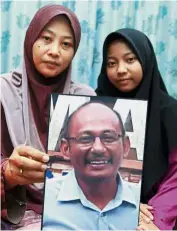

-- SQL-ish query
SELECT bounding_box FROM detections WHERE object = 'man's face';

[61,103,130,182]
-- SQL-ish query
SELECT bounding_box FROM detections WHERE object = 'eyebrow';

[42,29,73,39]
[123,51,134,56]
[80,129,116,134]
[107,51,134,59]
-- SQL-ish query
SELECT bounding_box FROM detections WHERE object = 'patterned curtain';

[1,0,177,98]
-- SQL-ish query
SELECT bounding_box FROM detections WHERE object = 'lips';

[118,78,130,82]
[45,61,60,66]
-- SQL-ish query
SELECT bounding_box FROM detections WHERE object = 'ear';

[60,138,70,160]
[122,136,130,158]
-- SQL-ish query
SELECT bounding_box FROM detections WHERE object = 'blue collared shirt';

[42,170,140,230]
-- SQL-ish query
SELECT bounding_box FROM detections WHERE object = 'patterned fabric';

[1,0,177,99]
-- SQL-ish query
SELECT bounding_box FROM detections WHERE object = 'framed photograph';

[41,94,148,230]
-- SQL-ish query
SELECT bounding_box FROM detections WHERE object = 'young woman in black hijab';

[96,28,177,230]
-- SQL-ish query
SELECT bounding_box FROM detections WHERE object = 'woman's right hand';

[4,145,49,189]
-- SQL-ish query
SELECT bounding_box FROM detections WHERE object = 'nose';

[48,42,60,57]
[91,137,106,154]
[117,61,127,74]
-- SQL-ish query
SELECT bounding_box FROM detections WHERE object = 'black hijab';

[96,28,177,203]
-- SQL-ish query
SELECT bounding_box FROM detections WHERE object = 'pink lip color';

[118,79,131,85]
[119,78,130,82]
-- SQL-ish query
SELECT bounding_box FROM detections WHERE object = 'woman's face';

[106,39,143,92]
[32,15,75,78]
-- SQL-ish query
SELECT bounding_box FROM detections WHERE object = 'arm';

[148,148,177,230]
[1,105,26,224]
[139,152,177,230]
[148,100,177,230]
[1,106,49,224]
[140,100,177,230]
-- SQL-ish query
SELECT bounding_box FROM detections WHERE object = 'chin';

[41,71,60,78]
[39,67,62,78]
[119,87,134,92]
[43,75,57,78]
[85,171,114,181]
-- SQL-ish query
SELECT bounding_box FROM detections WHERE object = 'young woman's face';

[32,15,75,78]
[106,40,143,92]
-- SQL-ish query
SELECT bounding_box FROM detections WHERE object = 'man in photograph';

[42,101,140,230]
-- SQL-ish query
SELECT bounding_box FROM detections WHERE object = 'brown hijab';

[24,4,81,148]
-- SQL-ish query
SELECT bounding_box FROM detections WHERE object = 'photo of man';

[42,96,148,230]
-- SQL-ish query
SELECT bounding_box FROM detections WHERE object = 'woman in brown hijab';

[1,4,95,230]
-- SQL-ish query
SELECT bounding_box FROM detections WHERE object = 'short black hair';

[62,101,126,139]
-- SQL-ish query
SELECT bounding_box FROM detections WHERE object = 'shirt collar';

[57,170,137,208]
[57,170,80,201]
[114,174,137,207]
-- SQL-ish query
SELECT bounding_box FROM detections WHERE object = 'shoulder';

[160,91,177,150]
[0,69,23,106]
[160,90,177,111]
[160,91,177,121]
[1,71,13,85]
[0,68,22,88]
[69,82,96,96]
